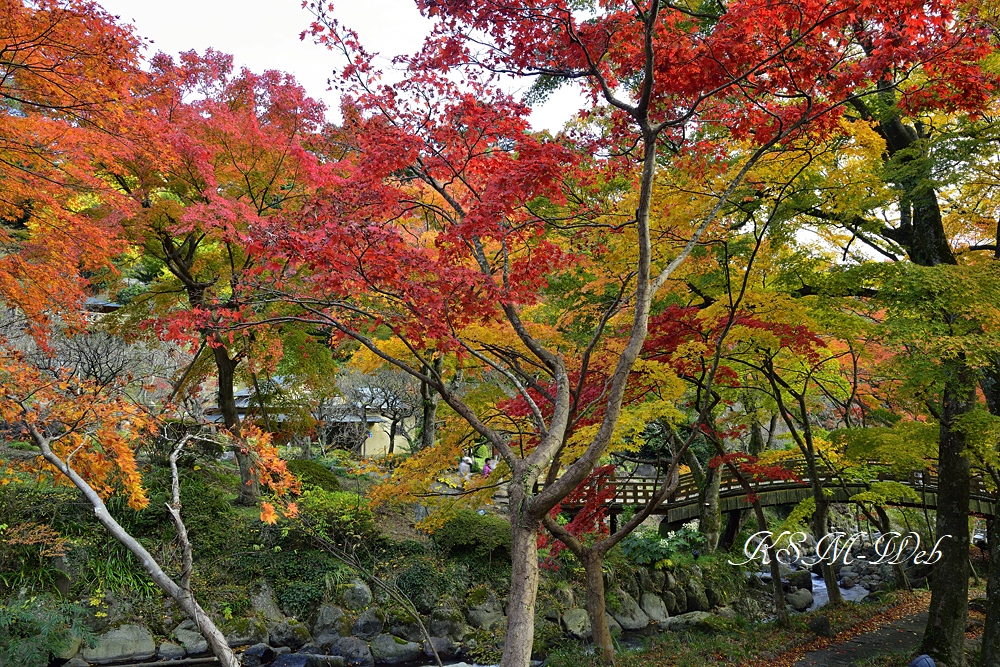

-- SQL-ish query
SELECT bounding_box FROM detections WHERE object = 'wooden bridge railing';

[533,458,998,518]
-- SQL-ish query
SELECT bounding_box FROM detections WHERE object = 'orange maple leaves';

[0,0,143,334]
[0,351,155,509]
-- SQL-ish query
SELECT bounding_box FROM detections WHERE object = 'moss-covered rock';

[269,619,313,650]
[224,617,268,648]
[369,634,422,665]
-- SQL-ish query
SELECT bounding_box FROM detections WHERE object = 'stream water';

[807,572,869,610]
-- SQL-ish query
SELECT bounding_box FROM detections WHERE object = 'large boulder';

[241,643,276,667]
[552,585,575,609]
[225,618,268,647]
[661,590,681,616]
[352,608,386,640]
[808,615,836,639]
[608,588,649,631]
[604,613,623,637]
[636,569,655,593]
[787,569,813,593]
[388,615,424,643]
[369,634,422,665]
[341,582,373,611]
[618,572,641,601]
[313,605,352,649]
[55,633,83,661]
[158,642,186,660]
[673,585,688,613]
[429,608,469,643]
[665,611,715,631]
[82,624,156,664]
[561,608,591,640]
[465,589,504,630]
[685,579,711,612]
[786,588,814,612]
[251,582,284,621]
[705,582,725,608]
[331,636,374,667]
[639,592,668,623]
[423,637,459,660]
[269,619,313,651]
[173,619,209,655]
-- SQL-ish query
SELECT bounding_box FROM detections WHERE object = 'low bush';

[286,459,341,492]
[0,595,92,667]
[297,489,377,543]
[620,521,705,568]
[433,509,510,561]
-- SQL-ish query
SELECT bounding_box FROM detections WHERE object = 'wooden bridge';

[542,458,999,523]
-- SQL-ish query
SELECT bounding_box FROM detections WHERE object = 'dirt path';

[792,611,928,667]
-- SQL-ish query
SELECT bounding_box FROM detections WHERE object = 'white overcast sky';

[98,0,582,132]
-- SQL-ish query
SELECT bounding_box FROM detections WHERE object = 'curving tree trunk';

[213,343,258,505]
[32,430,238,667]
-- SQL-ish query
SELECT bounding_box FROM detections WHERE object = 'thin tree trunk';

[582,551,615,665]
[213,344,258,505]
[875,505,910,590]
[752,499,789,626]
[32,430,238,667]
[685,449,721,553]
[502,509,540,667]
[388,419,397,455]
[419,358,442,451]
[718,509,745,552]
[811,492,844,606]
[700,464,722,554]
[982,516,1000,667]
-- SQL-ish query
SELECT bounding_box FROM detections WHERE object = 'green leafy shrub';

[533,618,562,657]
[286,459,341,492]
[298,489,376,543]
[433,509,510,561]
[0,595,92,667]
[620,522,705,568]
[465,626,504,665]
[395,557,447,612]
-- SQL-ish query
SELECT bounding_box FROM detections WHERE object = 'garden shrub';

[0,595,92,667]
[395,556,446,613]
[297,489,377,543]
[286,459,341,492]
[620,521,705,568]
[433,509,510,561]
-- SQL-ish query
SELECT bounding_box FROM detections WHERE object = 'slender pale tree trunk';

[752,500,789,625]
[502,501,541,667]
[32,431,238,667]
[701,465,722,554]
[809,481,844,607]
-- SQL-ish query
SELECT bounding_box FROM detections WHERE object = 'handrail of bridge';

[536,458,997,511]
